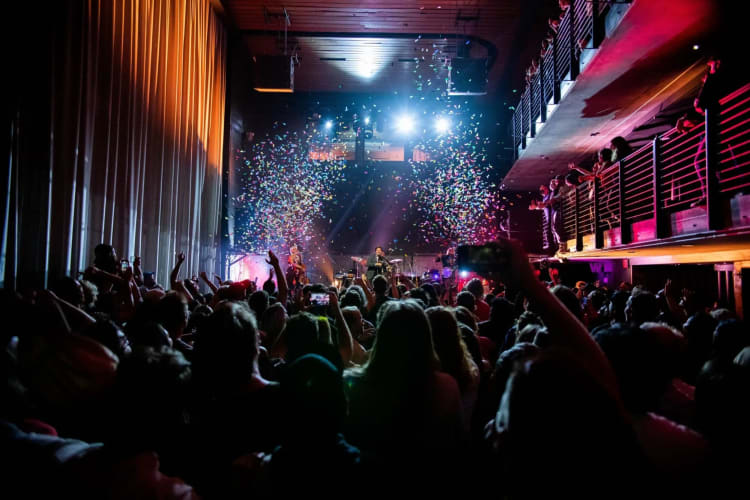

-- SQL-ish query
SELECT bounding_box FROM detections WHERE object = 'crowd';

[1,238,748,498]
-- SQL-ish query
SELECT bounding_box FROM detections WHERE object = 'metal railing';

[558,82,750,250]
[512,0,616,154]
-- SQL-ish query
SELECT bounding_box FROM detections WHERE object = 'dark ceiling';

[222,0,557,94]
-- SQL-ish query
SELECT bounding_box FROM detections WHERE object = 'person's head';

[262,276,276,295]
[564,172,580,187]
[609,136,631,161]
[290,244,299,254]
[549,176,560,192]
[340,287,365,311]
[193,301,259,389]
[248,290,270,319]
[155,292,189,338]
[516,324,546,345]
[456,290,476,311]
[420,283,438,306]
[598,148,613,164]
[83,314,131,358]
[50,277,85,308]
[465,278,484,300]
[490,342,540,411]
[594,324,671,413]
[284,312,322,363]
[406,287,428,308]
[372,275,388,296]
[609,290,629,324]
[341,306,364,338]
[425,306,476,392]
[625,289,658,326]
[453,305,478,333]
[375,246,384,257]
[280,354,346,442]
[367,300,438,385]
[550,285,582,320]
[107,346,191,451]
[713,319,749,362]
[143,272,157,289]
[539,184,549,195]
[129,321,173,349]
[261,302,287,341]
[94,244,117,274]
[186,304,213,335]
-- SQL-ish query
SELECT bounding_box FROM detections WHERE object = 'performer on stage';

[286,244,307,288]
[365,246,390,282]
[435,246,456,286]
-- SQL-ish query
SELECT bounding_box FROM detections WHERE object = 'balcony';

[557,82,750,264]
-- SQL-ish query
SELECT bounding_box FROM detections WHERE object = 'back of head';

[372,275,388,295]
[626,289,658,325]
[610,290,630,323]
[193,302,258,389]
[456,290,475,311]
[490,297,516,327]
[109,346,191,450]
[248,290,270,319]
[425,306,473,391]
[284,312,321,363]
[93,244,117,274]
[594,324,670,413]
[367,300,437,387]
[281,354,346,441]
[453,305,478,333]
[155,292,188,334]
[550,285,582,320]
[464,278,484,299]
[713,319,748,361]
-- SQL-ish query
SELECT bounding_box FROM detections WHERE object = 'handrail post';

[519,94,526,149]
[594,176,603,248]
[539,57,547,123]
[705,103,722,230]
[592,0,605,48]
[575,186,583,251]
[618,158,631,244]
[529,85,536,138]
[653,137,668,239]
[569,0,580,80]
[552,37,561,104]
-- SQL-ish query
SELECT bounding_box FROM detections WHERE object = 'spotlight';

[396,114,415,134]
[364,116,370,125]
[324,120,333,130]
[692,44,700,51]
[435,117,450,134]
[460,270,469,278]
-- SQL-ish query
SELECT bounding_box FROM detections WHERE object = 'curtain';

[2,0,226,289]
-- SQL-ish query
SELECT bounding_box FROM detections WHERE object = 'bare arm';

[132,256,144,286]
[328,291,353,366]
[390,275,400,299]
[492,239,621,405]
[199,271,219,294]
[170,252,194,301]
[355,277,376,312]
[266,250,288,306]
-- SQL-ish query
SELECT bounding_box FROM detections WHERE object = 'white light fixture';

[396,114,415,134]
[325,120,333,130]
[364,116,370,125]
[435,117,450,134]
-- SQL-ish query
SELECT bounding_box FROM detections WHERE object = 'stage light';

[364,116,370,125]
[692,44,700,51]
[324,120,333,130]
[396,114,415,134]
[435,117,450,134]
[460,270,469,278]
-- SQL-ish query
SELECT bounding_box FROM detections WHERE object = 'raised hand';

[133,256,142,268]
[265,250,280,267]
[176,252,185,264]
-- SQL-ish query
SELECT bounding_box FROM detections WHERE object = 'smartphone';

[310,292,330,306]
[456,244,509,273]
[120,259,129,272]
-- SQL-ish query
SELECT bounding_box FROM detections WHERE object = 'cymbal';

[389,258,402,263]
[350,256,362,261]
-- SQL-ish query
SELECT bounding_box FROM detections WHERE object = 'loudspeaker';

[253,55,294,93]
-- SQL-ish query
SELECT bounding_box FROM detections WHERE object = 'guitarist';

[286,244,308,287]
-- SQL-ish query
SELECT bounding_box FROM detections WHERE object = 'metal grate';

[718,83,750,194]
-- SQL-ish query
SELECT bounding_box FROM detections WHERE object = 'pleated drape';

[2,0,226,289]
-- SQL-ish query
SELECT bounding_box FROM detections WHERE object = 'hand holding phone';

[310,292,330,307]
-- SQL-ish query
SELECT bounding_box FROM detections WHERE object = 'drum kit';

[344,255,406,281]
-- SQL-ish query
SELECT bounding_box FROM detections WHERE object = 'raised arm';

[491,238,621,405]
[354,277,376,312]
[266,250,288,306]
[132,256,144,286]
[170,252,194,302]
[328,290,353,366]
[199,271,219,294]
